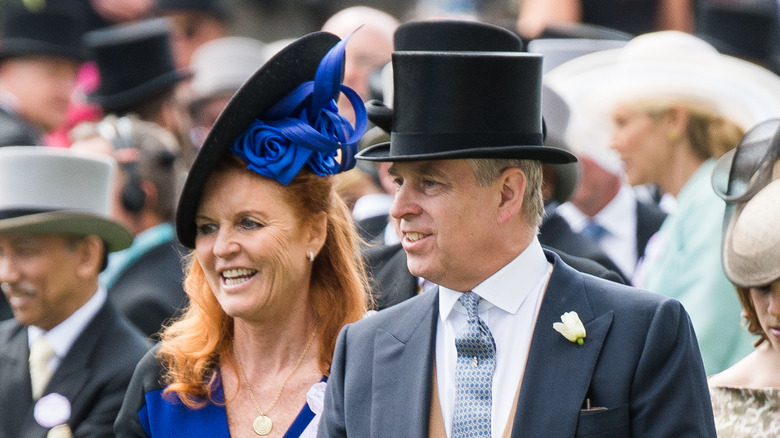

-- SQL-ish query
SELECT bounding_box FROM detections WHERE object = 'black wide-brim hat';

[84,18,191,113]
[357,20,576,164]
[175,31,341,248]
[0,0,89,61]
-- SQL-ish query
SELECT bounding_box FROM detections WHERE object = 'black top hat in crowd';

[175,32,343,248]
[0,0,89,61]
[84,18,191,113]
[357,20,576,164]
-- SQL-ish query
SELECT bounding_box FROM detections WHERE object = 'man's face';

[388,159,504,291]
[0,55,80,132]
[0,234,88,330]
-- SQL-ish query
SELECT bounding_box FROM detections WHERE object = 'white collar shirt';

[27,286,107,374]
[436,237,552,438]
[557,184,638,277]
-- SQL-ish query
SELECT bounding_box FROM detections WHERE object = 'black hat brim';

[175,31,341,248]
[356,141,577,164]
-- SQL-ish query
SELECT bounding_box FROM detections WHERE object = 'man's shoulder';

[346,290,437,338]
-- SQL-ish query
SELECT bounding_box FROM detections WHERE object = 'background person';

[70,115,188,339]
[708,119,780,434]
[0,147,150,437]
[546,30,780,375]
[0,0,88,147]
[115,31,369,437]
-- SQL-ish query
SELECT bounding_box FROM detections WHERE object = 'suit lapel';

[45,303,113,400]
[0,322,36,435]
[371,289,439,436]
[512,252,614,437]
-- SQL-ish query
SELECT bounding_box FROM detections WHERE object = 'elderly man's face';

[0,56,80,132]
[388,159,505,291]
[0,234,89,330]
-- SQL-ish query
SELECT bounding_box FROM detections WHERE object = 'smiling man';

[0,147,150,438]
[318,20,716,438]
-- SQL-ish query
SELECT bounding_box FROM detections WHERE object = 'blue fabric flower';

[231,34,368,185]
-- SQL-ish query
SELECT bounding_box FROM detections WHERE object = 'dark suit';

[319,250,715,437]
[0,300,151,438]
[0,107,42,147]
[363,242,625,310]
[540,210,630,283]
[635,197,667,261]
[355,214,389,245]
[107,238,188,338]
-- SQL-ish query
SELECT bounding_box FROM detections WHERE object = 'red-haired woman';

[115,30,370,438]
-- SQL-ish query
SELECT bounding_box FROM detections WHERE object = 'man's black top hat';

[175,32,342,248]
[357,20,576,164]
[84,18,191,113]
[0,0,88,61]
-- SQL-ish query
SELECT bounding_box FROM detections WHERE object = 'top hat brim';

[0,211,132,252]
[356,141,576,164]
[175,31,341,248]
[88,69,192,112]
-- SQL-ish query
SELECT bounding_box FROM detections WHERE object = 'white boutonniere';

[553,311,586,345]
[34,393,73,437]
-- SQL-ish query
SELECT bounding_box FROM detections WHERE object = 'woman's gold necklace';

[233,325,318,436]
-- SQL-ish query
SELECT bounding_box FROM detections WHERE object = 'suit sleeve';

[318,324,350,438]
[629,298,716,435]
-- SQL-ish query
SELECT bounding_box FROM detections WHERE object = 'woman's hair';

[468,158,545,229]
[158,155,370,408]
[736,286,767,347]
[633,97,745,160]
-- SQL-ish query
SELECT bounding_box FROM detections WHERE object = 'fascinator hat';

[176,31,367,248]
[545,31,780,133]
[713,119,780,287]
[357,20,575,164]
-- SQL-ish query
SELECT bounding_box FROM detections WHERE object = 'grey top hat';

[0,147,132,252]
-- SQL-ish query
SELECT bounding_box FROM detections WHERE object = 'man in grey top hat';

[0,147,150,437]
[318,19,714,437]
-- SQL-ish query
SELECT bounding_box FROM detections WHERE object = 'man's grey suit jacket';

[0,301,151,438]
[319,250,716,437]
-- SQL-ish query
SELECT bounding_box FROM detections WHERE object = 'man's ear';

[75,235,106,278]
[496,167,526,224]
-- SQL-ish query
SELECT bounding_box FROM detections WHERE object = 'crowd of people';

[1,0,780,436]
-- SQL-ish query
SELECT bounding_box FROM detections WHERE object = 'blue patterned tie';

[581,220,608,242]
[453,292,495,438]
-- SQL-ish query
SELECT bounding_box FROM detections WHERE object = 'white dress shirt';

[436,237,552,438]
[557,184,638,277]
[27,286,107,375]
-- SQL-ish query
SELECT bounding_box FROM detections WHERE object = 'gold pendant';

[253,414,272,436]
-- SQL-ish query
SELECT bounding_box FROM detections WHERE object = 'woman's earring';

[307,250,315,262]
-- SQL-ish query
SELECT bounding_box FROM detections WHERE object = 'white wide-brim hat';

[545,31,780,136]
[723,178,780,288]
[534,38,628,175]
[0,147,132,252]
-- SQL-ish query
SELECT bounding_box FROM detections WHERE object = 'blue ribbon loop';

[231,35,368,185]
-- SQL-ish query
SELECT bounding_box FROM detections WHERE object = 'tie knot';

[582,221,608,242]
[30,336,55,363]
[458,292,482,319]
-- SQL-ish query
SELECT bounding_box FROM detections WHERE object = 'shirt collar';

[28,286,107,358]
[439,237,548,321]
[593,184,636,240]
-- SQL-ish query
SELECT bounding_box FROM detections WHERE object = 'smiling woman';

[114,30,370,438]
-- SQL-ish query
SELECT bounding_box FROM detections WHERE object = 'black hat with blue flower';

[175,31,367,248]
